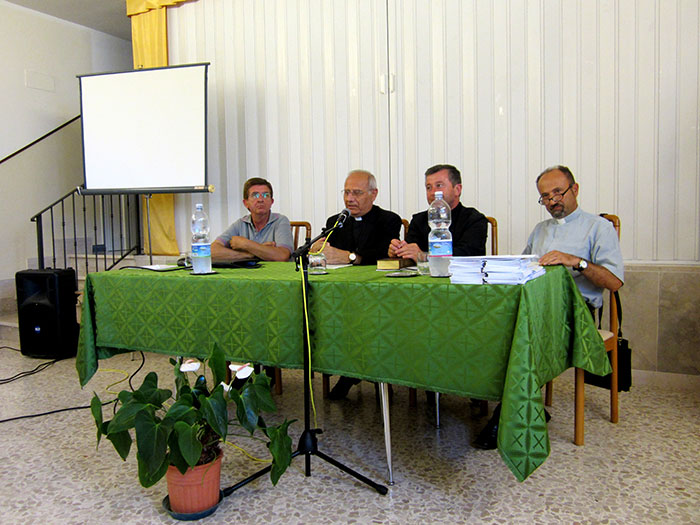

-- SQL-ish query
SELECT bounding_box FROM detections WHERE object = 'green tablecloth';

[77,262,610,481]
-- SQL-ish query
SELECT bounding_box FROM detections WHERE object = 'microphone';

[336,208,351,228]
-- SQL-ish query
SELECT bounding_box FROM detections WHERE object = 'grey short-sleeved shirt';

[523,207,624,308]
[216,212,294,258]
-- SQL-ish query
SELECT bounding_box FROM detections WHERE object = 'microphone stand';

[223,221,388,497]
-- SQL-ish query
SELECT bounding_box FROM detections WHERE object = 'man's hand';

[539,250,623,292]
[538,250,581,268]
[228,236,253,252]
[310,237,326,254]
[389,239,421,261]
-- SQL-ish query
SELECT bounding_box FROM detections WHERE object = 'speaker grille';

[15,268,78,359]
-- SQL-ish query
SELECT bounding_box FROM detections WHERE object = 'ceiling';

[6,0,132,41]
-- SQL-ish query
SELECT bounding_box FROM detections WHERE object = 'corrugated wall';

[168,0,699,263]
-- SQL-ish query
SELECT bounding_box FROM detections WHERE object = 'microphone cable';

[309,212,346,256]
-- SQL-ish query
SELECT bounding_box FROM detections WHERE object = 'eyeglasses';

[538,185,573,205]
[341,189,366,197]
[249,192,271,199]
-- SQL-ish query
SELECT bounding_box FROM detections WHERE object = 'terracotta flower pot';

[166,453,222,514]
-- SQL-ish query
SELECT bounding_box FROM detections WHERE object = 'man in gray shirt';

[212,177,293,262]
[473,165,624,450]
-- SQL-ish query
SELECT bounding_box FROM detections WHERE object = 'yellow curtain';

[126,0,192,17]
[129,3,185,255]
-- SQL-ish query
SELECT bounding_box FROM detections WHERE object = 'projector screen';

[79,63,209,194]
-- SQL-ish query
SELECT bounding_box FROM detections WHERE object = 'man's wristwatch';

[348,252,357,264]
[574,258,588,271]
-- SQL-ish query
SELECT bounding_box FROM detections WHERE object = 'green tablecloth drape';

[76,262,610,481]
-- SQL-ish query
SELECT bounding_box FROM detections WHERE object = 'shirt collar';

[555,206,581,225]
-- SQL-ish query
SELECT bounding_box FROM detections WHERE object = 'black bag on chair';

[584,291,632,392]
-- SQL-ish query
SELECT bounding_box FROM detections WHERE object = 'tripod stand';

[223,221,387,497]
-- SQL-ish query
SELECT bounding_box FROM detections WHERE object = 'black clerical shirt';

[324,205,402,265]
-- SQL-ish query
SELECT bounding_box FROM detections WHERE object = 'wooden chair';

[408,216,498,420]
[290,221,312,251]
[544,214,620,446]
[269,221,313,395]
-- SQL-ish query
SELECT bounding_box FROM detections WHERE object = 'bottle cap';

[195,203,203,210]
[435,191,443,200]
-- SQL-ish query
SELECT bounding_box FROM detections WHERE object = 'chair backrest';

[401,218,409,241]
[486,216,498,255]
[600,214,621,335]
[402,216,498,254]
[290,221,312,250]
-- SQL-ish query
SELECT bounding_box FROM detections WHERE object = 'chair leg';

[274,367,282,395]
[408,387,417,407]
[574,367,585,446]
[435,392,441,429]
[610,343,619,423]
[322,374,330,398]
[544,381,553,407]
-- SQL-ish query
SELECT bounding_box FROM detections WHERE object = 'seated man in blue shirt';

[212,177,293,262]
[473,165,624,450]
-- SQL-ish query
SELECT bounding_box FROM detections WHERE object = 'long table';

[77,262,610,482]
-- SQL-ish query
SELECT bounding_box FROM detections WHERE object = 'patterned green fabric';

[76,262,610,482]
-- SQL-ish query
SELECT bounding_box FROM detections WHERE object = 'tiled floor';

[1,341,698,524]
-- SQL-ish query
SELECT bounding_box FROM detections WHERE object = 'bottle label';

[429,240,452,257]
[191,243,211,257]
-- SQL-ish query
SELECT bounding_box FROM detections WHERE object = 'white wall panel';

[168,0,700,262]
[168,0,390,247]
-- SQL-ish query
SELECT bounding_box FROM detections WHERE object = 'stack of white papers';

[449,255,545,285]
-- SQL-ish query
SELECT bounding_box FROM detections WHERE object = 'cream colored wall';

[0,2,132,283]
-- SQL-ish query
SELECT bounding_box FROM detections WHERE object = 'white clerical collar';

[354,216,362,222]
[555,206,581,225]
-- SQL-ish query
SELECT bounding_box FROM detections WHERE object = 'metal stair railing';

[31,188,141,280]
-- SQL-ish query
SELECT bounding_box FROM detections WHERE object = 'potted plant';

[90,344,294,518]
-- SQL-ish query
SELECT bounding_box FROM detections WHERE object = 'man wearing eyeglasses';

[212,177,293,262]
[313,169,402,400]
[473,164,624,450]
[524,165,624,306]
[312,169,402,266]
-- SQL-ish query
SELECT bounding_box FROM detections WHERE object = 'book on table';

[376,258,413,270]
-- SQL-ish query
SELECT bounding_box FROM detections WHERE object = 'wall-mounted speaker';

[15,268,79,359]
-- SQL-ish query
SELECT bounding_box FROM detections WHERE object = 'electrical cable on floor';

[0,358,60,384]
[1,345,21,352]
[0,398,116,424]
[0,351,148,424]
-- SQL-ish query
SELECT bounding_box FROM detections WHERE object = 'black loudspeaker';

[15,268,79,359]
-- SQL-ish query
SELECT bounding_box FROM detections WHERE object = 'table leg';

[379,382,394,485]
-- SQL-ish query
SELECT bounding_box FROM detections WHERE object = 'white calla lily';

[229,362,253,379]
[179,359,201,373]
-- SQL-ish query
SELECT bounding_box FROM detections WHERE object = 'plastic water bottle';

[191,203,212,274]
[427,191,452,277]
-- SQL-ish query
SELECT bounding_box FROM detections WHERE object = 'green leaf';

[266,419,294,485]
[246,373,277,413]
[167,432,189,474]
[131,372,159,403]
[134,410,172,477]
[137,451,169,488]
[199,387,228,440]
[174,420,203,467]
[209,343,228,388]
[90,393,103,445]
[163,394,198,426]
[106,430,133,461]
[228,388,257,435]
[106,400,148,433]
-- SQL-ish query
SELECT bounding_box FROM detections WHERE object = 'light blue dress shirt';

[523,207,624,308]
